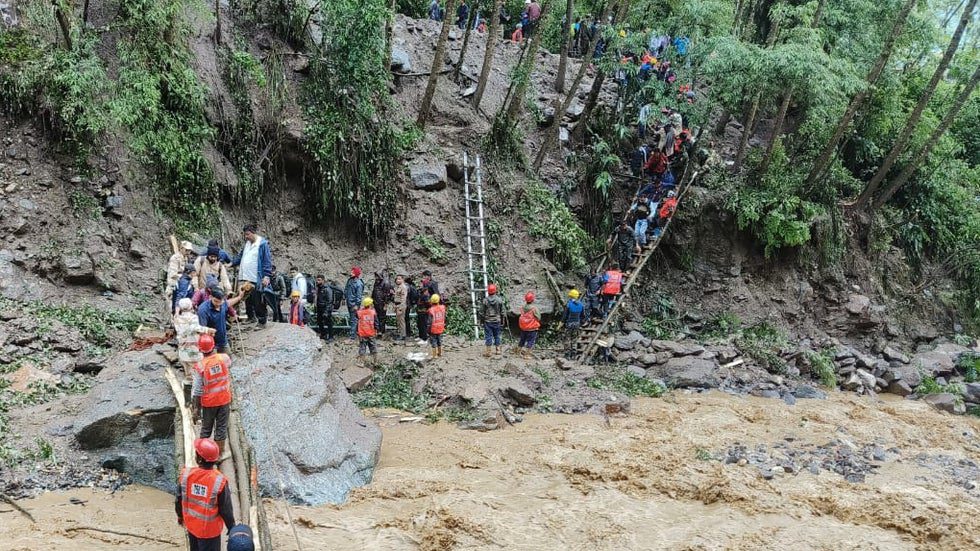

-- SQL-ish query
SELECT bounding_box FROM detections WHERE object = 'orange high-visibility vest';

[357,307,377,338]
[196,353,232,408]
[602,270,623,295]
[428,304,446,335]
[179,466,227,539]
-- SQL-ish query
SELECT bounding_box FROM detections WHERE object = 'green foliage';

[958,353,979,383]
[640,292,681,340]
[699,311,741,341]
[485,111,527,166]
[531,365,553,386]
[805,349,838,389]
[736,321,788,375]
[588,365,667,397]
[304,0,401,243]
[414,234,448,264]
[915,376,963,397]
[0,376,91,467]
[1,297,149,350]
[444,303,472,337]
[353,361,431,412]
[519,180,593,271]
[69,191,102,219]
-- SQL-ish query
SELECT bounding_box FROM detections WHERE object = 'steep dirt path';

[3,391,979,550]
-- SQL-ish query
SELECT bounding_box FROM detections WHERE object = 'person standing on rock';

[582,270,603,326]
[314,275,331,338]
[268,265,287,323]
[231,225,272,327]
[429,0,442,21]
[357,297,379,359]
[195,244,232,295]
[289,267,307,306]
[427,294,447,358]
[288,290,307,327]
[176,438,235,551]
[405,276,418,340]
[518,292,541,359]
[393,274,409,342]
[192,334,233,461]
[457,1,469,29]
[371,271,393,337]
[198,288,246,355]
[345,267,365,341]
[600,262,623,317]
[166,240,197,308]
[481,283,505,357]
[563,289,584,358]
[416,270,439,345]
[174,298,215,380]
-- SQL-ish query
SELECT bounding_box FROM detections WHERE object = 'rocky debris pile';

[913,453,980,493]
[0,308,106,376]
[70,346,177,491]
[723,438,897,484]
[233,324,382,506]
[0,462,131,500]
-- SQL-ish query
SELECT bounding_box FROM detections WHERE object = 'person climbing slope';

[563,289,584,358]
[173,298,215,381]
[192,335,233,462]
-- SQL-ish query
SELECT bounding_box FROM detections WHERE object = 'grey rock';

[855,369,876,389]
[845,294,871,315]
[882,345,910,364]
[655,356,720,388]
[963,383,980,404]
[391,48,412,72]
[498,378,536,406]
[60,253,95,284]
[910,343,970,376]
[233,325,381,505]
[73,347,176,491]
[565,101,585,121]
[793,385,827,400]
[922,393,961,414]
[649,339,705,357]
[885,379,912,398]
[882,369,902,383]
[782,393,797,406]
[410,163,448,191]
[625,365,647,378]
[538,107,556,127]
[614,330,645,351]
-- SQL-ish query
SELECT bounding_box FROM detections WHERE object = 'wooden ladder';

[575,170,700,360]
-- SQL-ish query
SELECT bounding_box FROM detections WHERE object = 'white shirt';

[239,236,261,282]
[292,273,307,305]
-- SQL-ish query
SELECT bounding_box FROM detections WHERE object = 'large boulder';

[233,324,381,505]
[897,343,971,388]
[72,346,177,491]
[410,163,448,191]
[649,339,705,357]
[963,383,980,404]
[390,48,412,73]
[653,356,720,388]
[922,393,964,415]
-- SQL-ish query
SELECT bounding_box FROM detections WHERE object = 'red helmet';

[198,334,216,354]
[194,438,220,462]
[487,284,498,295]
[351,266,362,277]
[525,292,535,303]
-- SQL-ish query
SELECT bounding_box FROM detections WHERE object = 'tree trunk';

[811,0,826,27]
[503,3,549,124]
[870,65,980,211]
[734,93,760,169]
[713,110,732,138]
[854,0,975,210]
[385,0,396,73]
[454,0,481,79]
[733,0,745,34]
[418,0,457,129]
[555,0,574,92]
[534,5,610,170]
[572,1,630,143]
[472,0,503,110]
[759,88,792,173]
[83,0,90,25]
[53,0,73,50]
[215,0,221,43]
[803,0,917,188]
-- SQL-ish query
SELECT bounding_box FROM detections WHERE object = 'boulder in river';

[233,324,382,505]
[72,346,177,491]
[653,356,720,388]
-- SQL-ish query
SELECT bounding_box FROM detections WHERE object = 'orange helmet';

[194,438,220,462]
[524,292,535,303]
[487,284,498,295]
[198,334,216,354]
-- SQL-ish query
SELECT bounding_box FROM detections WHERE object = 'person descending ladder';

[463,152,490,340]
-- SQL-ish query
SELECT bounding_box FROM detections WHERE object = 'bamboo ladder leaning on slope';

[463,152,491,340]
[574,167,701,361]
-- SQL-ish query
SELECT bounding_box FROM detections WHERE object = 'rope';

[233,322,305,551]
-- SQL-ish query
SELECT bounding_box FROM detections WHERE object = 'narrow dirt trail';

[3,391,978,550]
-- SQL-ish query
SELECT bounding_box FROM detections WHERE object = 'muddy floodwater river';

[3,391,979,550]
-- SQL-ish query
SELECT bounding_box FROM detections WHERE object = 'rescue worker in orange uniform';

[427,294,447,358]
[518,292,541,359]
[192,334,233,461]
[176,438,235,551]
[600,262,624,317]
[357,297,379,359]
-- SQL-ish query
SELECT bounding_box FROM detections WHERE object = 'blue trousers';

[348,307,357,338]
[484,322,502,346]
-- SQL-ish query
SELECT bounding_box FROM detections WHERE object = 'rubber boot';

[483,346,492,358]
[217,440,231,462]
[496,346,502,356]
[438,346,444,358]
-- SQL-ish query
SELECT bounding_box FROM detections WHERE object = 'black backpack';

[330,284,344,310]
[305,275,317,304]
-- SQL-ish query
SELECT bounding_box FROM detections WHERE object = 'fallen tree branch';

[1,493,35,523]
[64,526,179,546]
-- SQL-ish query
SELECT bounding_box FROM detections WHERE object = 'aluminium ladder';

[463,153,490,339]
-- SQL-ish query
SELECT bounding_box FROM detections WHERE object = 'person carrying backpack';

[314,275,332,340]
[518,292,541,359]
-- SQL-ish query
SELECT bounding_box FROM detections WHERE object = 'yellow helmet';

[430,293,441,304]
[569,289,580,299]
[362,297,374,307]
